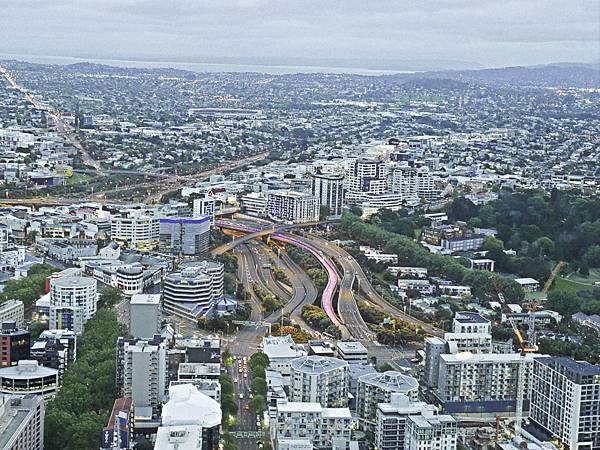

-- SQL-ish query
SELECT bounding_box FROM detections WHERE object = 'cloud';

[0,0,598,67]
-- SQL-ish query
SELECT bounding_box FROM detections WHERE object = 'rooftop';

[358,371,419,393]
[161,384,221,428]
[290,356,348,374]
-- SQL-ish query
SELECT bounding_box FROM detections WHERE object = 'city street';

[228,356,263,450]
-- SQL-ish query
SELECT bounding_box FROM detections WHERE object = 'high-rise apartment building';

[311,171,344,219]
[110,215,159,249]
[267,191,320,224]
[436,352,537,415]
[345,158,388,196]
[375,393,438,450]
[529,357,600,450]
[49,275,97,335]
[0,394,45,450]
[404,413,457,450]
[272,399,352,450]
[192,193,216,224]
[290,356,348,407]
[390,166,437,203]
[356,371,419,435]
[116,336,168,418]
[0,300,24,330]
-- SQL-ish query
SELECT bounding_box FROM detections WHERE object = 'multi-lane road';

[228,356,263,450]
[217,220,444,341]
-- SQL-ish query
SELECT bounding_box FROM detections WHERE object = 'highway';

[301,233,444,337]
[216,220,444,339]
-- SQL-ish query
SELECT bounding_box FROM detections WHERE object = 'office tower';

[49,275,97,335]
[0,394,45,450]
[290,356,348,407]
[110,215,159,249]
[116,336,168,418]
[0,360,59,397]
[356,371,419,434]
[192,193,216,225]
[404,413,457,450]
[162,261,224,323]
[129,294,161,339]
[529,356,600,450]
[272,399,352,450]
[0,321,30,367]
[0,300,25,329]
[267,190,320,224]
[375,394,438,450]
[155,384,222,450]
[311,171,344,219]
[159,216,211,256]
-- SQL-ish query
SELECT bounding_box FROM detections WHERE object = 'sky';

[0,0,598,69]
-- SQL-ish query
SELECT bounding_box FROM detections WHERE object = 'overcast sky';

[0,0,598,68]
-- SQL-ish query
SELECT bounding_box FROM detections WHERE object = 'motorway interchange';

[217,219,440,367]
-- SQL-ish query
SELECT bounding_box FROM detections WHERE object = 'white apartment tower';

[0,394,45,450]
[311,171,344,219]
[267,191,320,224]
[404,413,457,450]
[375,393,438,450]
[345,158,388,197]
[116,336,168,418]
[272,399,352,450]
[529,357,600,450]
[290,356,349,407]
[49,276,97,335]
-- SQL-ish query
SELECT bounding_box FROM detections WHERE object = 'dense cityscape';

[0,23,599,450]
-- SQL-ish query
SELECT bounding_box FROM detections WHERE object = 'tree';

[249,352,270,369]
[250,377,268,397]
[222,348,233,366]
[248,395,266,415]
[319,205,331,221]
[98,286,122,309]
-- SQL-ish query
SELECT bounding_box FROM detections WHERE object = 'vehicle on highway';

[244,372,248,378]
[239,393,244,399]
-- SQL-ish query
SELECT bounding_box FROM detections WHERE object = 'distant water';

[0,52,415,76]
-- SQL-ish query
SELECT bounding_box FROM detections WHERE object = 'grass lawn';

[552,276,594,294]
[65,172,91,186]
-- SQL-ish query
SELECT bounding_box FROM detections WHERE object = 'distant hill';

[422,65,600,88]
[400,78,470,90]
[63,62,197,78]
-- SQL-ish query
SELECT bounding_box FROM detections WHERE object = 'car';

[239,393,244,399]
[244,372,248,378]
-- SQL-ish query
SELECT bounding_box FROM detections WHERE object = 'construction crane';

[492,279,539,439]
